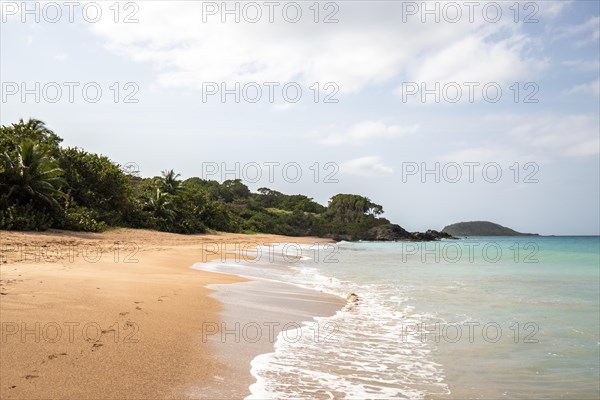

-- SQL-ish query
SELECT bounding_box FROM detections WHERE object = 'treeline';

[0,119,391,238]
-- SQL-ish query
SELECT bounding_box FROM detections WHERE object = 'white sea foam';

[244,280,449,399]
[198,237,600,399]
[195,243,449,399]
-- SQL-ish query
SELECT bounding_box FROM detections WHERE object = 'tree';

[0,118,62,157]
[0,118,396,237]
[160,169,181,195]
[59,147,131,225]
[144,188,176,230]
[0,140,65,208]
[324,194,386,237]
[169,181,209,233]
[327,194,383,222]
[221,179,251,202]
[279,194,326,213]
[199,200,238,232]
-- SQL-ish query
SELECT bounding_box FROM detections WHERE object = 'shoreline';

[198,279,345,398]
[191,239,347,398]
[0,228,336,399]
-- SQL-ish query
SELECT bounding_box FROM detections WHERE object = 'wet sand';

[0,228,334,399]
[199,279,345,398]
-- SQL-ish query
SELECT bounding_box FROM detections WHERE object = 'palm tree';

[0,140,65,207]
[145,188,176,222]
[160,169,181,194]
[0,118,63,151]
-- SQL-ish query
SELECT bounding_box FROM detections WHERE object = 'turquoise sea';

[202,236,600,399]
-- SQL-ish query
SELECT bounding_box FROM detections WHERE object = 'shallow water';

[198,236,600,399]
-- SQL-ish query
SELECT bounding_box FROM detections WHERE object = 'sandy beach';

[0,228,340,399]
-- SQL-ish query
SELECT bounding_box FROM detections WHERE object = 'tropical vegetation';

[0,118,392,238]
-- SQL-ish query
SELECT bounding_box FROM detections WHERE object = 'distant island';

[442,221,538,237]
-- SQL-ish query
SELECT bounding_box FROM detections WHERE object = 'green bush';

[0,201,53,231]
[1,118,395,237]
[60,207,106,232]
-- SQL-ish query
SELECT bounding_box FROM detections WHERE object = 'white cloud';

[272,103,294,112]
[562,59,600,72]
[564,79,600,97]
[440,113,600,162]
[319,120,418,146]
[89,2,415,93]
[538,1,572,18]
[398,33,547,103]
[555,16,600,47]
[508,114,599,157]
[87,2,540,96]
[340,156,394,177]
[440,146,523,165]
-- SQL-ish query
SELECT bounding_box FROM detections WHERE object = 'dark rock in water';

[325,225,455,242]
[366,224,412,241]
[323,233,355,242]
[426,229,453,238]
[347,293,359,303]
[411,229,455,241]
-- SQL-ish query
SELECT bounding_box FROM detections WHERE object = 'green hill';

[442,221,538,236]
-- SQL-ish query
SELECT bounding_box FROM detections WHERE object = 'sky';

[1,0,599,235]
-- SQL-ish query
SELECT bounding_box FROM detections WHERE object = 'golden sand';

[0,228,330,399]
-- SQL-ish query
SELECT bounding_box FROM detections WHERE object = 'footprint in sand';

[91,342,103,352]
[48,353,67,360]
[135,306,142,311]
[24,374,39,380]
[119,312,129,317]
